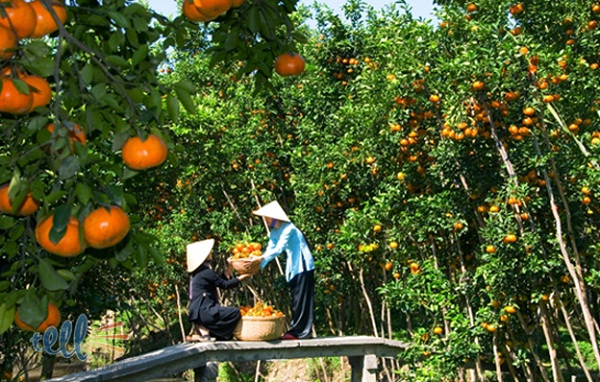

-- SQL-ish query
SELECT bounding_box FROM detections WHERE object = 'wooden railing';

[47,336,408,382]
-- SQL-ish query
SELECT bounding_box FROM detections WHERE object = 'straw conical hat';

[186,239,214,273]
[252,201,290,222]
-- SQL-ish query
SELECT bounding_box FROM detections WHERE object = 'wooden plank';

[47,336,408,382]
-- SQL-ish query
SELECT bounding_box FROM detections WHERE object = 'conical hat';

[252,201,290,222]
[186,239,214,273]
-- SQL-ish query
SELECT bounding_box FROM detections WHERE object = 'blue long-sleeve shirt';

[261,222,315,282]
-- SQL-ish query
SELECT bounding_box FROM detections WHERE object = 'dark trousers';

[287,269,314,338]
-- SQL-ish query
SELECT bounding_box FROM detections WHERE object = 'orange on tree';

[433,326,443,335]
[46,122,87,149]
[35,214,85,257]
[0,24,17,60]
[23,74,52,111]
[0,184,39,216]
[83,205,130,249]
[0,76,33,114]
[0,0,37,38]
[505,305,517,314]
[182,0,214,22]
[122,133,168,170]
[29,0,67,38]
[192,0,232,19]
[502,234,517,244]
[274,52,306,77]
[14,301,61,332]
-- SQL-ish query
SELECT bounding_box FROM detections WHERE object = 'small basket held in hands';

[229,257,261,275]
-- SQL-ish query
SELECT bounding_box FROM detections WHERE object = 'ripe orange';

[122,133,168,170]
[192,0,232,18]
[485,245,496,253]
[433,326,443,335]
[14,301,61,332]
[384,261,393,271]
[182,0,214,22]
[274,52,306,77]
[0,77,33,114]
[509,3,523,15]
[35,214,85,257]
[429,94,440,103]
[83,206,130,248]
[0,0,37,38]
[0,24,17,60]
[0,184,39,216]
[46,123,87,149]
[471,80,485,91]
[505,305,517,314]
[29,0,67,38]
[466,3,477,12]
[23,74,52,111]
[523,107,535,116]
[373,224,382,232]
[389,241,398,249]
[503,234,517,244]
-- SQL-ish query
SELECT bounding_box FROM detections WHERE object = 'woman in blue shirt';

[249,201,315,340]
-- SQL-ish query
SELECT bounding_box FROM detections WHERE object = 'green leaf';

[58,156,80,180]
[166,93,180,123]
[28,116,50,131]
[105,55,129,69]
[18,292,47,330]
[132,44,149,67]
[0,303,16,335]
[116,239,135,262]
[109,11,130,28]
[126,28,139,47]
[148,245,165,266]
[56,269,77,282]
[38,258,70,291]
[174,80,196,94]
[81,64,94,86]
[49,204,71,245]
[75,183,92,205]
[174,87,197,114]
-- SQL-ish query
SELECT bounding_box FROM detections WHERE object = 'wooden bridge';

[46,336,408,382]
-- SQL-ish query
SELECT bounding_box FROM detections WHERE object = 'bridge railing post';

[348,354,378,382]
[194,361,219,382]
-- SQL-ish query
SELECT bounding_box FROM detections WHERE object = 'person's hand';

[238,273,252,281]
[244,255,262,270]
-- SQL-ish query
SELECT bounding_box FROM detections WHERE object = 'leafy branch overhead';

[181,0,308,89]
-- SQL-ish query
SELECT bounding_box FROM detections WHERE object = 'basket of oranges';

[228,241,262,275]
[234,302,287,341]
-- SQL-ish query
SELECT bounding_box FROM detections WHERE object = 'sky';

[145,0,435,21]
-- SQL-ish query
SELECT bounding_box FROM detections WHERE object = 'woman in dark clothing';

[186,239,252,341]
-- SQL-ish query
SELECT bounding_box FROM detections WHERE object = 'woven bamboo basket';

[228,257,261,275]
[233,315,287,341]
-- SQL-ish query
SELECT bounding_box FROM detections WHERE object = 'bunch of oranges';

[0,0,67,115]
[231,241,262,259]
[240,301,284,317]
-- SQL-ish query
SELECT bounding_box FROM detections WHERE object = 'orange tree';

[0,0,305,377]
[126,0,600,380]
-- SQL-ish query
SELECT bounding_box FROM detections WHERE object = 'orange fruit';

[472,80,485,91]
[23,74,52,111]
[192,0,232,19]
[509,3,523,15]
[122,133,168,170]
[83,206,130,249]
[0,0,37,38]
[429,94,440,103]
[14,301,61,332]
[0,183,39,216]
[29,0,67,38]
[46,122,87,149]
[485,245,496,253]
[274,52,306,77]
[35,214,85,257]
[502,234,517,244]
[505,305,517,314]
[0,24,17,60]
[433,326,443,335]
[384,262,393,271]
[0,77,33,114]
[182,0,214,22]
